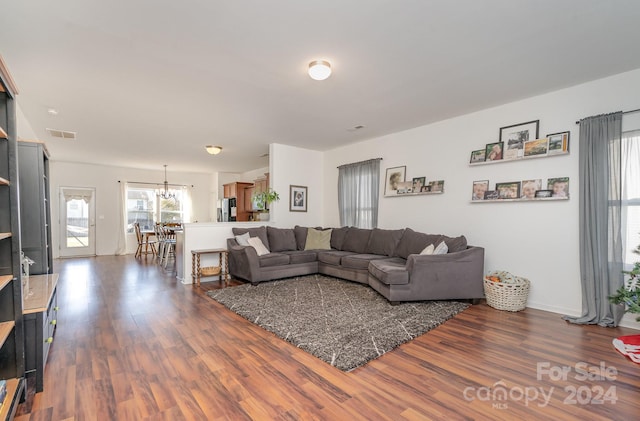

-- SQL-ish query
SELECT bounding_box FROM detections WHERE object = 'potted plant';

[252,188,280,212]
[609,237,640,321]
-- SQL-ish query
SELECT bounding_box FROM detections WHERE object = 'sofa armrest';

[227,238,261,283]
[405,246,485,299]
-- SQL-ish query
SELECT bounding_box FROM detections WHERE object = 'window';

[126,185,187,233]
[622,130,640,268]
[338,159,380,228]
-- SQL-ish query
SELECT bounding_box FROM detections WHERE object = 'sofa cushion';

[366,228,405,256]
[294,225,309,250]
[281,250,318,264]
[341,227,372,253]
[433,241,449,255]
[369,257,410,285]
[294,225,328,250]
[317,250,357,266]
[247,236,270,256]
[394,228,443,259]
[235,232,251,246]
[305,228,332,250]
[267,226,297,252]
[259,253,290,267]
[330,226,350,250]
[233,226,270,250]
[420,244,435,255]
[341,254,388,270]
[443,235,468,253]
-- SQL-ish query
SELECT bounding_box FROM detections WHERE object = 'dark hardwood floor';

[15,255,640,420]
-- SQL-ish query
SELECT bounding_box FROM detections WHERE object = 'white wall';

[318,68,640,328]
[270,143,324,227]
[50,161,214,257]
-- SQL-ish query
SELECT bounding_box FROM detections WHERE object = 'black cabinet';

[0,57,25,421]
[18,140,52,275]
[23,274,58,393]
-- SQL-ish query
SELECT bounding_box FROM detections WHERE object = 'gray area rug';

[206,274,469,371]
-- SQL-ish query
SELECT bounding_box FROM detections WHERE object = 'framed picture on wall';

[499,120,540,147]
[524,137,549,157]
[547,177,569,198]
[470,149,486,163]
[495,181,521,199]
[472,180,489,201]
[412,177,426,192]
[485,141,504,161]
[520,179,542,200]
[384,166,406,196]
[290,185,308,212]
[547,131,570,155]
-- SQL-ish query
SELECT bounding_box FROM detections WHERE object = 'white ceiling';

[2,1,640,174]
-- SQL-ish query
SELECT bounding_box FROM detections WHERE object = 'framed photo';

[547,177,569,198]
[428,180,445,192]
[484,190,500,200]
[470,149,486,163]
[289,185,308,212]
[472,180,489,201]
[524,138,549,157]
[396,181,412,194]
[485,141,504,161]
[547,131,570,155]
[495,181,521,199]
[521,179,542,200]
[503,140,522,160]
[384,166,406,196]
[499,120,539,147]
[535,189,553,198]
[420,186,430,193]
[412,177,426,193]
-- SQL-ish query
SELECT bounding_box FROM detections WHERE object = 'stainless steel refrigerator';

[217,198,237,222]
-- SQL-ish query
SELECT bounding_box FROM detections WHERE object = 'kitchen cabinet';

[0,56,25,421]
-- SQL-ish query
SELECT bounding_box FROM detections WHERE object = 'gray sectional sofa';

[227,225,485,303]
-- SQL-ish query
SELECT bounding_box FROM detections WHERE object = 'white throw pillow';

[420,244,435,255]
[235,232,251,246]
[247,236,270,256]
[433,241,449,255]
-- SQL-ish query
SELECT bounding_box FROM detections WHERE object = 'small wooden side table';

[191,248,229,287]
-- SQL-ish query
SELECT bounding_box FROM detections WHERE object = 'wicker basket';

[483,276,530,312]
[200,266,221,276]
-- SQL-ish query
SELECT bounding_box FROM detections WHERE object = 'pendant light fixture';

[158,164,175,200]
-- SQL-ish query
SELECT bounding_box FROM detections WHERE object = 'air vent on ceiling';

[46,128,76,140]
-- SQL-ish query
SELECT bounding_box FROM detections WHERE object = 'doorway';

[59,187,96,257]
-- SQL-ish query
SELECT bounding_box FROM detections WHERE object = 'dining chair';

[161,225,177,270]
[134,222,157,258]
[154,223,167,263]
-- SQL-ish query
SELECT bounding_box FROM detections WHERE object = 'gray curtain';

[563,112,624,327]
[338,158,381,228]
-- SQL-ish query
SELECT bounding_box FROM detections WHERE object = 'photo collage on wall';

[469,120,570,164]
[383,165,445,196]
[472,177,570,201]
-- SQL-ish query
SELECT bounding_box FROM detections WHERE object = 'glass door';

[59,187,96,257]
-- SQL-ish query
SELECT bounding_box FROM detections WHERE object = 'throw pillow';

[433,241,449,255]
[267,226,297,252]
[247,237,270,256]
[235,232,251,246]
[304,228,332,250]
[420,244,435,255]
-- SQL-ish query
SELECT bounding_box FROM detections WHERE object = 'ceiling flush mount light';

[308,60,331,81]
[205,145,223,155]
[47,108,58,116]
[158,164,175,200]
